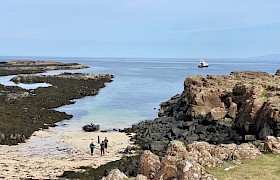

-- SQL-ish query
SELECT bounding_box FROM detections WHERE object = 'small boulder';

[135,174,148,180]
[264,136,280,154]
[140,151,161,179]
[228,102,237,119]
[150,141,168,152]
[275,69,280,76]
[244,135,257,141]
[101,169,127,180]
[211,107,227,120]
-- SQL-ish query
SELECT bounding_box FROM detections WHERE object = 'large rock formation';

[125,70,280,154]
[159,70,280,139]
[137,140,261,180]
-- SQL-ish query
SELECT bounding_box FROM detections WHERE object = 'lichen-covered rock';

[135,174,148,180]
[155,140,215,180]
[228,102,237,119]
[264,136,280,154]
[166,140,188,157]
[188,141,261,167]
[101,169,128,180]
[210,107,227,120]
[139,151,161,179]
[237,143,262,159]
[158,70,280,140]
[139,140,261,180]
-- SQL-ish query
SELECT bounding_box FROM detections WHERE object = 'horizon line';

[0,54,258,60]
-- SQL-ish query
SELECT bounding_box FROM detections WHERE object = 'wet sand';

[0,128,134,179]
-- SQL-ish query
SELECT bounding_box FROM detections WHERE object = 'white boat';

[198,60,209,68]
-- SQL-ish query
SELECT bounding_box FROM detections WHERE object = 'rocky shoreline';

[61,68,280,179]
[0,60,88,76]
[124,69,280,155]
[0,61,113,145]
[1,60,280,179]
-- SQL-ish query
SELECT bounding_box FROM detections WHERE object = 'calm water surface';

[0,57,279,130]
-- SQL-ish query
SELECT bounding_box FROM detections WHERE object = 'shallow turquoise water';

[0,57,279,130]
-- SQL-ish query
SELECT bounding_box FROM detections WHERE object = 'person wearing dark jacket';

[104,137,108,152]
[100,141,105,156]
[90,142,95,156]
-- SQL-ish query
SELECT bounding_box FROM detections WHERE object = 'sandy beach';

[0,127,134,179]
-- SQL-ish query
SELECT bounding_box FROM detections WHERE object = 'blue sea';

[0,57,279,130]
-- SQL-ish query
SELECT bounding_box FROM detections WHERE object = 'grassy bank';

[206,153,280,180]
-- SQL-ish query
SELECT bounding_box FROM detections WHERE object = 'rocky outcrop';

[264,136,280,154]
[139,141,215,180]
[135,174,148,180]
[0,72,113,145]
[276,69,280,76]
[11,73,113,84]
[159,71,280,139]
[0,60,88,76]
[138,140,261,180]
[188,141,261,167]
[58,73,113,80]
[140,151,161,179]
[124,70,280,154]
[101,169,128,180]
[126,116,242,155]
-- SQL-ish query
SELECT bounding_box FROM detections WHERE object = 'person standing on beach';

[90,142,95,156]
[104,137,108,152]
[100,141,105,156]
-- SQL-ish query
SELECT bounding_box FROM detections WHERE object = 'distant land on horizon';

[0,54,280,60]
[252,54,280,59]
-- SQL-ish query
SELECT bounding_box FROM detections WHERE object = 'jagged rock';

[135,174,148,180]
[228,102,237,118]
[158,94,181,117]
[244,135,257,141]
[211,107,227,120]
[166,140,188,157]
[101,169,128,180]
[140,151,161,179]
[276,69,280,76]
[236,143,262,159]
[125,70,280,166]
[155,141,215,180]
[150,141,169,152]
[188,141,261,167]
[195,125,208,134]
[139,140,261,180]
[264,136,280,154]
[157,70,280,140]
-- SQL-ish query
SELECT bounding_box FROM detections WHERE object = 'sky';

[0,0,279,58]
